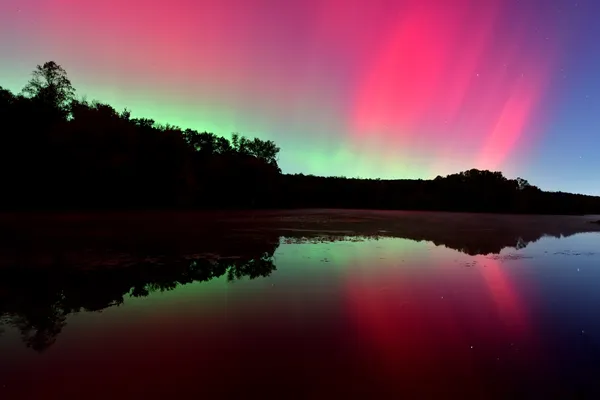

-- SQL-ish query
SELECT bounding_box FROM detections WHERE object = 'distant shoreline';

[1,207,600,218]
[2,209,599,252]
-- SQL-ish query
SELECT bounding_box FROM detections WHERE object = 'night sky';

[1,0,598,194]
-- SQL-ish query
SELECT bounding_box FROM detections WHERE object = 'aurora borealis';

[1,0,599,194]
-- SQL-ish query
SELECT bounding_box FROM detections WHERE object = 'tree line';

[1,61,599,214]
[0,61,281,210]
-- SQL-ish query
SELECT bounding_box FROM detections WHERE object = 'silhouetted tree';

[229,133,279,167]
[0,86,15,105]
[21,61,75,118]
[517,177,531,191]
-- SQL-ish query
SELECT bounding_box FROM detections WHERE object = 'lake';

[1,210,600,398]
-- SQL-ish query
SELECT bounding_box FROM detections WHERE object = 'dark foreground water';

[2,212,600,398]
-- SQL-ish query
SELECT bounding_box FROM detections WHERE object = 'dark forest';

[2,61,599,214]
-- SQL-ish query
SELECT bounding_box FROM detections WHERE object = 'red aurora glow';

[2,0,561,179]
[351,0,554,171]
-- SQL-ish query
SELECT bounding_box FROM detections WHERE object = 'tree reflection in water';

[1,215,596,353]
[0,239,279,352]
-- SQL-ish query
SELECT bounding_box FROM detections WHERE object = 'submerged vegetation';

[1,61,600,214]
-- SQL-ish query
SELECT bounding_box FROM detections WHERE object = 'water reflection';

[0,244,278,352]
[0,223,597,354]
[1,213,600,398]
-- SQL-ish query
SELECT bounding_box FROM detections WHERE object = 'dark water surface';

[2,211,600,398]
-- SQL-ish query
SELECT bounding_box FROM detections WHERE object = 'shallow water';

[2,215,600,398]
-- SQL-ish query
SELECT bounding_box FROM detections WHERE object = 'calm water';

[2,222,600,398]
